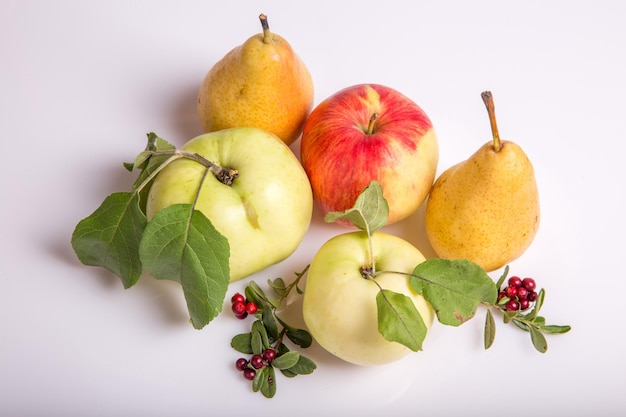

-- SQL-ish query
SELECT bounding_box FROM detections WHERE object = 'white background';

[2,1,625,416]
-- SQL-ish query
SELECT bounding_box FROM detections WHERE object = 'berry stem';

[481,91,502,152]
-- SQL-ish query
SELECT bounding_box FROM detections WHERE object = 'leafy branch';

[483,267,571,353]
[71,133,232,329]
[324,180,571,354]
[231,267,316,398]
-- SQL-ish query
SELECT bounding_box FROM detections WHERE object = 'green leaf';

[253,366,277,398]
[285,328,313,348]
[540,324,572,334]
[512,318,530,332]
[524,289,545,320]
[128,133,176,212]
[529,326,548,353]
[251,320,269,352]
[128,150,154,172]
[246,281,269,305]
[495,265,510,290]
[276,342,290,356]
[502,310,516,324]
[268,277,287,297]
[230,333,253,354]
[280,354,317,377]
[71,192,147,289]
[125,132,175,170]
[251,330,263,355]
[271,351,300,370]
[376,289,427,351]
[262,306,279,341]
[324,180,389,234]
[410,258,498,326]
[484,309,496,349]
[139,204,230,329]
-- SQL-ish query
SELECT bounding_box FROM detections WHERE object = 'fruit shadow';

[53,161,194,327]
[52,71,212,327]
[383,201,437,259]
[166,81,205,144]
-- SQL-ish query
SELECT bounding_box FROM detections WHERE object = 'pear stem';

[481,91,502,152]
[259,13,271,44]
[366,113,379,135]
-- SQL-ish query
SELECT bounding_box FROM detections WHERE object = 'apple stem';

[150,149,239,186]
[366,113,379,135]
[259,13,272,44]
[360,265,375,280]
[481,91,502,152]
[359,234,377,278]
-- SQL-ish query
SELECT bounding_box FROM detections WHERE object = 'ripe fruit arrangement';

[70,13,571,400]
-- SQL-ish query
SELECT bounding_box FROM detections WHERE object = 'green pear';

[425,91,540,272]
[197,14,314,146]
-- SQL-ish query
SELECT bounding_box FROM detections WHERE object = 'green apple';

[302,231,435,366]
[146,127,313,282]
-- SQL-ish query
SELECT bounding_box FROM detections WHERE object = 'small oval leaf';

[230,333,253,354]
[484,309,496,349]
[529,326,548,353]
[271,351,300,370]
[540,324,572,334]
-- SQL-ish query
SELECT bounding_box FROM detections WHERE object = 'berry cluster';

[498,276,538,312]
[230,292,258,319]
[235,348,277,381]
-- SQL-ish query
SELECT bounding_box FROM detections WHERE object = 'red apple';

[300,83,439,225]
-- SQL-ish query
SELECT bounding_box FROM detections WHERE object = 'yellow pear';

[197,14,314,146]
[424,91,540,272]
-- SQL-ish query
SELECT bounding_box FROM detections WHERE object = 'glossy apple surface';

[146,127,313,282]
[302,231,435,366]
[300,84,438,225]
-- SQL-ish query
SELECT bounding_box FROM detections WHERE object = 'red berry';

[508,276,522,288]
[520,299,531,310]
[250,354,264,369]
[231,301,246,316]
[243,369,256,380]
[528,290,538,302]
[235,358,248,371]
[517,287,529,300]
[522,278,536,291]
[245,301,258,315]
[506,299,520,311]
[497,291,507,301]
[231,293,245,304]
[262,348,277,363]
[505,285,518,298]
[235,312,248,320]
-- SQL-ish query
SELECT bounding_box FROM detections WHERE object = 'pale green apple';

[146,127,313,281]
[302,231,435,366]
